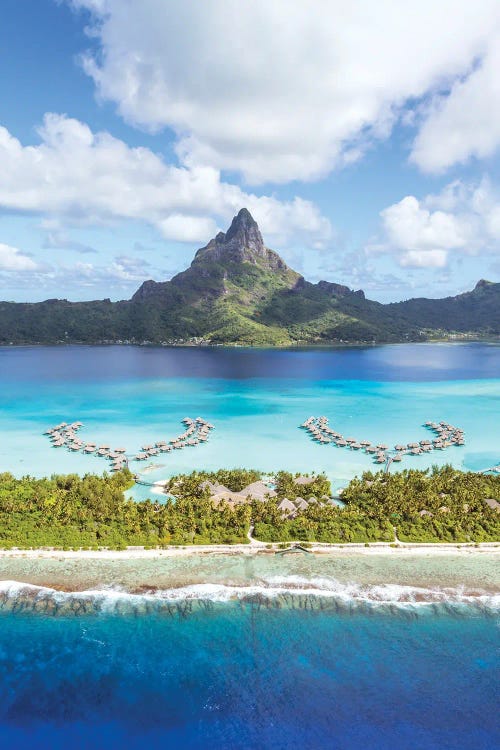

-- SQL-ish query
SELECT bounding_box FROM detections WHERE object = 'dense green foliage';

[252,501,394,543]
[254,466,499,543]
[205,468,263,492]
[0,470,250,548]
[341,465,500,542]
[274,471,331,500]
[3,280,497,346]
[0,466,497,548]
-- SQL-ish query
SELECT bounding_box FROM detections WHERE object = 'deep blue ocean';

[0,343,499,748]
[0,603,498,750]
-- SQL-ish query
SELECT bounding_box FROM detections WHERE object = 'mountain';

[0,209,499,345]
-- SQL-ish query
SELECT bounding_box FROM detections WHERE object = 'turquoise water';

[0,344,498,495]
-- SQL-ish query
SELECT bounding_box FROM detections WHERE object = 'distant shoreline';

[1,337,500,349]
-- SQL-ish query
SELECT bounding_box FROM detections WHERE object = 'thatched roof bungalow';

[484,498,500,512]
[240,480,277,500]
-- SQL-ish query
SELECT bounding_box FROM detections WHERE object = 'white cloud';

[0,243,40,271]
[399,249,448,269]
[157,215,218,244]
[70,0,500,182]
[372,178,500,267]
[0,113,331,247]
[411,38,500,172]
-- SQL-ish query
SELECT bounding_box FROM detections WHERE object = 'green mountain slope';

[0,209,498,345]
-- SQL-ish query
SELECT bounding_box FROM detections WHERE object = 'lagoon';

[0,343,498,495]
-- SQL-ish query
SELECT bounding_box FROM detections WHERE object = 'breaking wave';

[0,577,498,618]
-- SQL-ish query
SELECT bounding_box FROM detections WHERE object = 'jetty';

[275,544,311,555]
[300,416,465,468]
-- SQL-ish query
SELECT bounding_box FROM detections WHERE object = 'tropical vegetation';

[0,465,498,549]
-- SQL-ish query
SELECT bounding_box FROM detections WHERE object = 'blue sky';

[1,0,499,302]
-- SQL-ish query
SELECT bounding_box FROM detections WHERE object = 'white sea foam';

[0,578,498,614]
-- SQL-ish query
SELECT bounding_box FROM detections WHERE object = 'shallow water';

[1,551,499,594]
[0,343,499,495]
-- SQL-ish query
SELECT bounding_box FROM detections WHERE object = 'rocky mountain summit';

[1,209,499,345]
[133,208,300,305]
[193,207,287,268]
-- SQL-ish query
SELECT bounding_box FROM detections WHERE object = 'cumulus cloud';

[371,178,500,267]
[0,113,331,247]
[70,0,500,182]
[0,243,40,272]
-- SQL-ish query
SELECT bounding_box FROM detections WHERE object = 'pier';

[300,416,466,468]
[43,417,215,472]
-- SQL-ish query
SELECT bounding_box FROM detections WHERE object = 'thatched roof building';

[484,498,500,512]
[295,476,315,485]
[277,498,297,517]
[240,480,277,499]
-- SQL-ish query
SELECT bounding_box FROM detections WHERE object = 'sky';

[1,0,500,303]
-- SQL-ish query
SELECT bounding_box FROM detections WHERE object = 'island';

[1,465,498,550]
[1,209,499,346]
